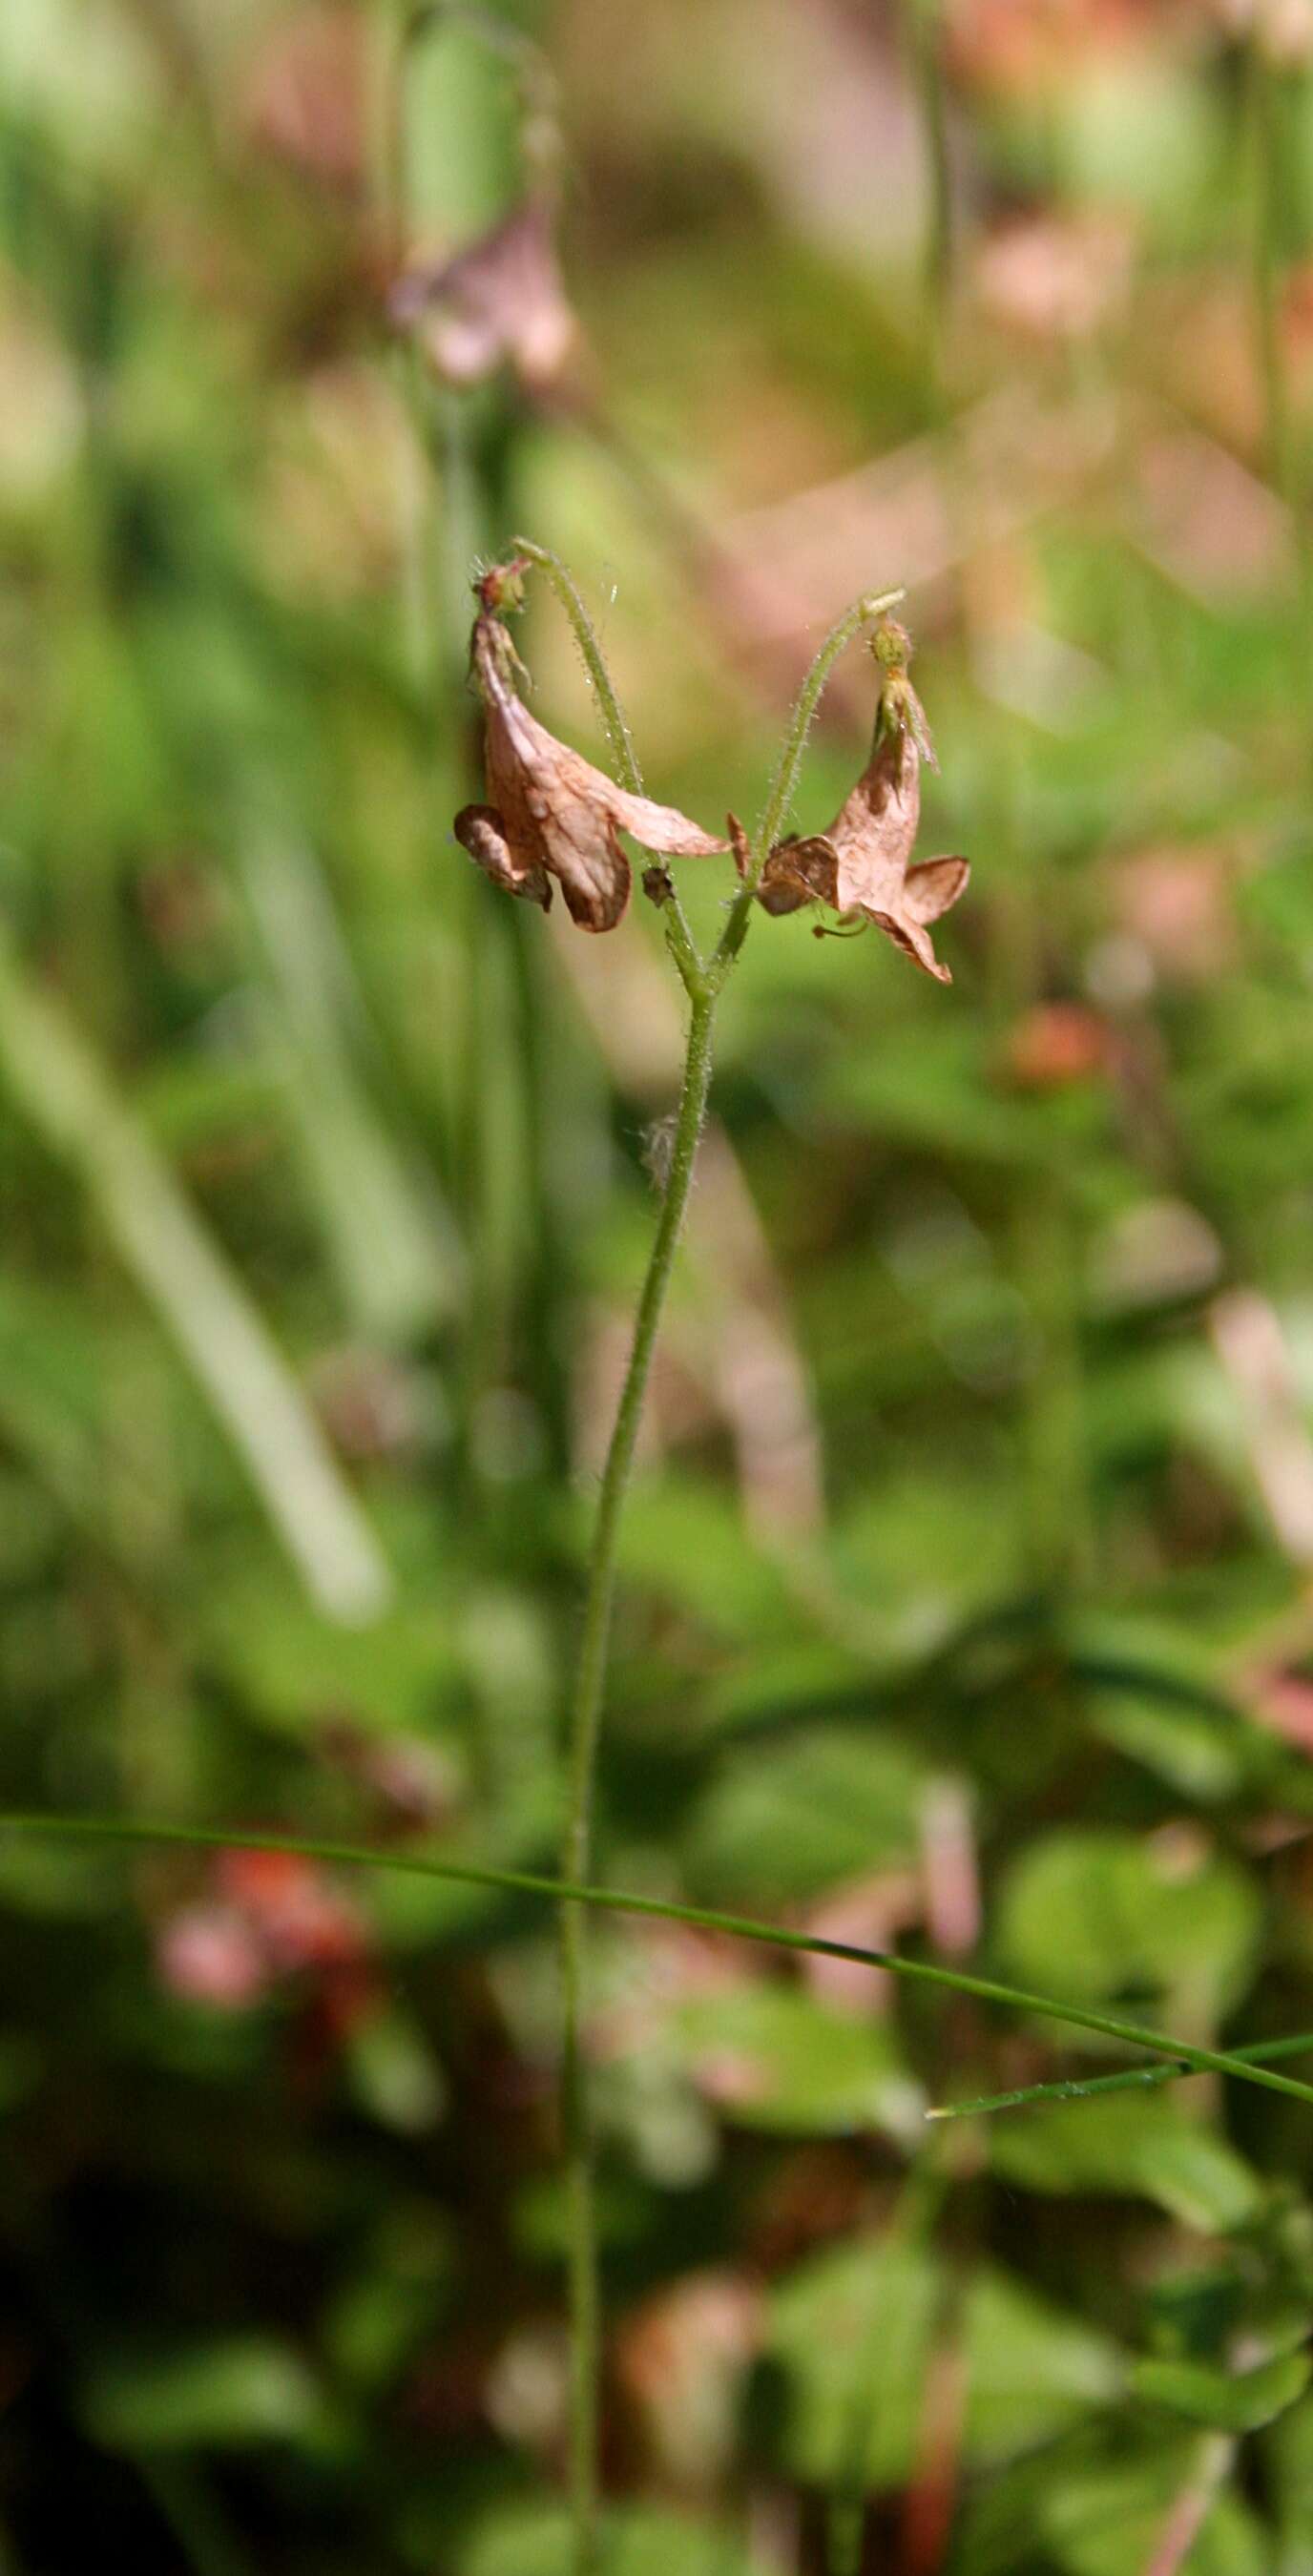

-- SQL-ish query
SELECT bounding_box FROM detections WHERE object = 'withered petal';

[859,853,969,981]
[757,714,968,980]
[454,803,552,910]
[469,613,725,933]
[865,908,953,983]
[826,729,921,918]
[605,781,729,862]
[530,772,726,932]
[904,856,970,924]
[757,833,838,916]
[533,798,635,932]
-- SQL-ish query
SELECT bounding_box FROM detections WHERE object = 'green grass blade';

[6,1809,1313,2116]
[0,924,391,1624]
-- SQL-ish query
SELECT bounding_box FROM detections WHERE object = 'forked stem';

[711,585,904,979]
[541,565,904,2572]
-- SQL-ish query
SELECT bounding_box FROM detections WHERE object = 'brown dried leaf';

[760,719,969,979]
[389,199,578,393]
[457,613,726,931]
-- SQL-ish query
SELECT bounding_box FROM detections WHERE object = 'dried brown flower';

[455,598,726,932]
[388,198,578,394]
[750,626,969,981]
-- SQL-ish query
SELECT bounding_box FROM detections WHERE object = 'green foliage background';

[6,1,1313,2567]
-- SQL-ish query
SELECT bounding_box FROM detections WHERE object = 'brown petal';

[865,907,954,982]
[904,857,970,924]
[530,768,726,931]
[756,728,918,925]
[813,724,968,975]
[757,717,968,978]
[606,782,729,862]
[469,613,725,932]
[826,727,922,921]
[530,788,636,931]
[454,804,552,910]
[757,834,838,916]
[867,855,969,980]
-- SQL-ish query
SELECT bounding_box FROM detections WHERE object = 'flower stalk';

[558,984,716,2572]
[453,549,948,2576]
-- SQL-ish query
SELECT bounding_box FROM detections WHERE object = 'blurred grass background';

[11,0,1313,2567]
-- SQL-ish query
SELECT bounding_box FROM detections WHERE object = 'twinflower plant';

[454,540,969,2574]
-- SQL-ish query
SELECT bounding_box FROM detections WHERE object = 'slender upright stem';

[539,566,904,2573]
[558,987,717,2574]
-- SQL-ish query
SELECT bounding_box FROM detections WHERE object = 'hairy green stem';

[711,586,904,979]
[516,539,643,793]
[7,1811,1313,2114]
[509,540,730,2571]
[514,537,706,996]
[537,571,909,2566]
[557,987,717,2573]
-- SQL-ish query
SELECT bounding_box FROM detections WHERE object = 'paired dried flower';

[389,197,579,394]
[455,571,726,932]
[749,622,969,981]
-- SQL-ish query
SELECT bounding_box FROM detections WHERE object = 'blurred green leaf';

[766,2237,1120,2490]
[1131,2352,1311,2437]
[1262,2387,1313,2570]
[81,2337,341,2455]
[993,1830,1261,2029]
[239,836,461,1342]
[0,922,391,1622]
[683,1726,924,1905]
[1038,2438,1264,2576]
[456,2502,761,2576]
[678,1984,916,2138]
[342,2004,447,2134]
[764,2235,941,2491]
[990,2095,1264,2233]
[962,2269,1124,2467]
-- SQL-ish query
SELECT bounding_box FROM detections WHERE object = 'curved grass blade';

[5,1810,1313,2116]
[0,924,390,1623]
